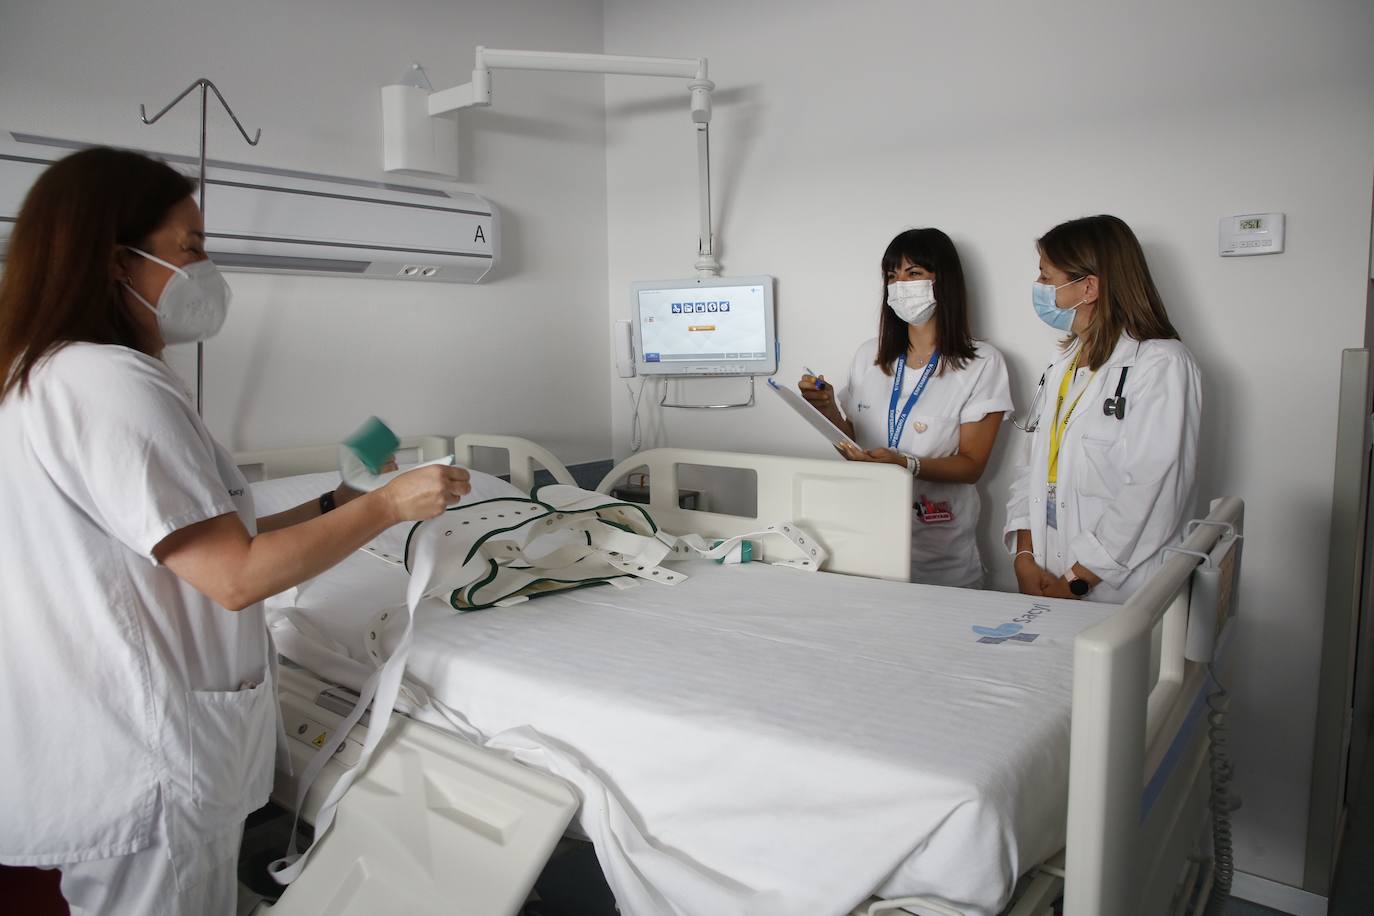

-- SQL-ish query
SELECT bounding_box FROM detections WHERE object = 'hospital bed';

[235,434,1243,916]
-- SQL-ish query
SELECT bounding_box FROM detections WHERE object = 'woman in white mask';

[798,228,1012,587]
[1005,214,1201,602]
[0,148,471,915]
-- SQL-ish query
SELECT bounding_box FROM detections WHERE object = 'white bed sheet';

[272,554,1112,916]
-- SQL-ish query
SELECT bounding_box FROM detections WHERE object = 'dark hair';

[875,227,977,376]
[1037,214,1179,371]
[0,147,195,401]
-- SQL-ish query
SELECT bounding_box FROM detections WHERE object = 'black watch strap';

[1068,576,1091,596]
[319,490,337,514]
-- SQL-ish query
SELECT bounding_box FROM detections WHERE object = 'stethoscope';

[1013,363,1131,432]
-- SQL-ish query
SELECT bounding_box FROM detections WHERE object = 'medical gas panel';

[0,132,497,283]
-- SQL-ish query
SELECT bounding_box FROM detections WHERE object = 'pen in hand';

[803,366,826,390]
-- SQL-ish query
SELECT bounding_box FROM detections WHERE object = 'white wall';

[0,0,611,463]
[604,0,1374,888]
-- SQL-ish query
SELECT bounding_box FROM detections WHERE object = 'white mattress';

[273,552,1112,916]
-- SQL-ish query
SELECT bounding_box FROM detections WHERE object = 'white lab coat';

[0,343,274,903]
[1003,334,1201,603]
[841,338,1013,587]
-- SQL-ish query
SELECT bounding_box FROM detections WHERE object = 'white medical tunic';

[840,338,1012,587]
[1003,334,1201,603]
[0,343,274,885]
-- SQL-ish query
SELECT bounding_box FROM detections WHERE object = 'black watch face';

[1070,578,1091,596]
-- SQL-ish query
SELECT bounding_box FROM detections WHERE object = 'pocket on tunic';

[186,679,276,816]
[1075,436,1120,500]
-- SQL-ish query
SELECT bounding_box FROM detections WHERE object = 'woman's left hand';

[335,456,398,507]
[836,443,906,466]
[1041,576,1081,600]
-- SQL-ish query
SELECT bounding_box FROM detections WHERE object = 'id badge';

[1046,484,1058,530]
[915,496,954,524]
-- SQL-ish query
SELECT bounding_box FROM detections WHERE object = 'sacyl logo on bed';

[972,603,1052,645]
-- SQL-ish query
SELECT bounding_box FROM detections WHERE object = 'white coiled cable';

[626,378,648,451]
[1205,663,1240,913]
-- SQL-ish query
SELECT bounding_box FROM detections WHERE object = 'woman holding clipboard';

[798,228,1011,587]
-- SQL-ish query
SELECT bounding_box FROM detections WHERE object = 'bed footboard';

[1064,496,1244,915]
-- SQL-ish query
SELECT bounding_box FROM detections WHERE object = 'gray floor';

[1220,743,1374,916]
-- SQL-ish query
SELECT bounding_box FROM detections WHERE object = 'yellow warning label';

[311,731,328,748]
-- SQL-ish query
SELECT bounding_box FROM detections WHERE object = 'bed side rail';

[1063,496,1244,915]
[596,447,913,581]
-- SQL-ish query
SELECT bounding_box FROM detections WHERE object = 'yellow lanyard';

[1047,350,1095,485]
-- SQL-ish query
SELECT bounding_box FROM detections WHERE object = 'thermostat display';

[1220,212,1285,257]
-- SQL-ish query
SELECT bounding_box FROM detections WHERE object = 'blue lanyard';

[887,351,940,449]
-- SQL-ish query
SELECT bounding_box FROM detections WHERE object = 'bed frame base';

[248,666,577,916]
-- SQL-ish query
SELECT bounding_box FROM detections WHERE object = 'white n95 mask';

[887,279,937,326]
[122,247,231,345]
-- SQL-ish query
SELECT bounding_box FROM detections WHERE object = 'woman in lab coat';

[0,148,471,915]
[799,227,1012,587]
[1005,214,1200,602]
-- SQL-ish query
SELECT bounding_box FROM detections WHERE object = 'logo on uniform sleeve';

[229,487,245,497]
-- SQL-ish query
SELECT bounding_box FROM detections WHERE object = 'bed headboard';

[234,434,911,582]
[597,448,912,582]
[452,433,577,493]
[233,435,451,482]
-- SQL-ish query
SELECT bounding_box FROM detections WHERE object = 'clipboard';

[766,377,861,454]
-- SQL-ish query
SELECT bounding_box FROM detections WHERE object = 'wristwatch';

[902,454,922,477]
[1066,568,1092,597]
[319,490,337,514]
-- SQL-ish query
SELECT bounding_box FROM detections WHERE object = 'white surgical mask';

[122,247,231,345]
[887,279,937,326]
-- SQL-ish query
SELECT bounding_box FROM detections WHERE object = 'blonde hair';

[1037,215,1179,370]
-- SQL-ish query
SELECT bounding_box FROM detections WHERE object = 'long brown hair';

[875,228,977,376]
[1037,214,1179,370]
[0,147,195,402]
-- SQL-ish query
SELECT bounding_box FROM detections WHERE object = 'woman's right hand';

[381,465,472,523]
[799,374,841,421]
[1014,553,1056,597]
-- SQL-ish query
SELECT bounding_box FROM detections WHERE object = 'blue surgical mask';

[1032,277,1086,332]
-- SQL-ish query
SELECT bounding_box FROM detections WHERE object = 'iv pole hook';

[137,78,261,416]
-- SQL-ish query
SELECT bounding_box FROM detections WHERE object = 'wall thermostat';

[1219,212,1285,257]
